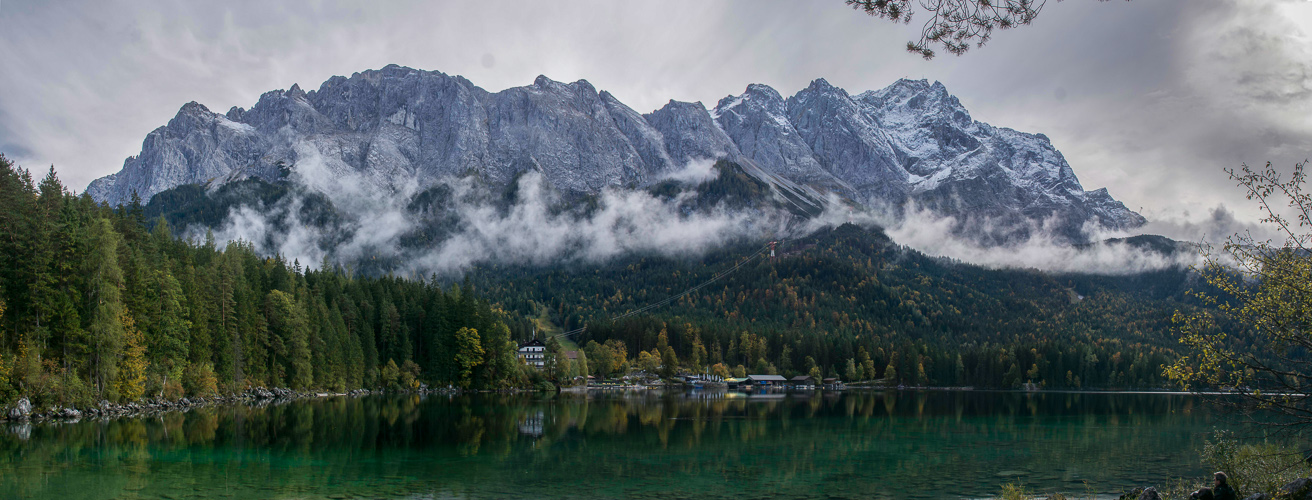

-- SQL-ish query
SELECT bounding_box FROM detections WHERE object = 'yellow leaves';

[0,352,11,398]
[116,311,149,401]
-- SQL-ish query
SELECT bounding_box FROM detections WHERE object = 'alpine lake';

[1,390,1240,500]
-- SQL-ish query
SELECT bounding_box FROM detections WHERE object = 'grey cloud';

[3,0,1310,238]
[196,153,791,275]
[1138,204,1284,246]
[875,205,1203,274]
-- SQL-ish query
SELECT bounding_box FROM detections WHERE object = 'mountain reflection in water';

[1,391,1230,500]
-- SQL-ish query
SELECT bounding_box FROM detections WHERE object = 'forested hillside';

[0,155,530,408]
[472,224,1207,389]
[0,153,1218,406]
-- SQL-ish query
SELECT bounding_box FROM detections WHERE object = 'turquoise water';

[0,391,1233,499]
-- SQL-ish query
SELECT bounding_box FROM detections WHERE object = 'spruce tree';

[84,218,125,395]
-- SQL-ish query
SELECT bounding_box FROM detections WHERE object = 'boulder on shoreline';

[6,398,31,421]
[1119,487,1161,500]
[1,386,468,424]
[1282,478,1312,500]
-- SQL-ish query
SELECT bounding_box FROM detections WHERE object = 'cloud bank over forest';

[192,153,1208,277]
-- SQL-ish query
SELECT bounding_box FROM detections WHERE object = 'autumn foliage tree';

[453,327,484,388]
[1167,160,1312,426]
[116,312,147,401]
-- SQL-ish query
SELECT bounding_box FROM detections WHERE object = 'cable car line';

[551,241,778,339]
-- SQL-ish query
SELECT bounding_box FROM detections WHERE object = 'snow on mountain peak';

[86,65,1144,243]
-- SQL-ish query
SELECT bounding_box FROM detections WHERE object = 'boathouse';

[746,374,787,387]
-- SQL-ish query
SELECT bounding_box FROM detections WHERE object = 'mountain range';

[87,64,1145,244]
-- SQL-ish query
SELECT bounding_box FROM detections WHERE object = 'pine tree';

[181,264,212,367]
[689,334,707,372]
[265,290,312,389]
[0,156,38,350]
[85,218,125,395]
[151,269,191,380]
[657,327,677,379]
[476,322,518,388]
[28,167,63,351]
[50,199,86,372]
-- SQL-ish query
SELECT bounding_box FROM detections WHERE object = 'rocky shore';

[1117,478,1312,500]
[1,387,377,425]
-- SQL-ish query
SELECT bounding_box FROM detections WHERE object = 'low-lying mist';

[202,156,795,275]
[194,152,1207,277]
[872,205,1205,275]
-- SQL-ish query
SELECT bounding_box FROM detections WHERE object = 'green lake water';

[1,391,1236,500]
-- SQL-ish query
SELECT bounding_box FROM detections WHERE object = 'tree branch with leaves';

[846,0,1123,59]
[1166,160,1312,428]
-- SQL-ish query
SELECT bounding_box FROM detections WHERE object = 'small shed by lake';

[747,374,788,387]
[789,375,817,388]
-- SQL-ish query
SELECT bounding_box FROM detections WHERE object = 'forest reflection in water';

[0,390,1233,500]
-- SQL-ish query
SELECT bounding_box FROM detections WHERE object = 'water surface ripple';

[0,391,1232,499]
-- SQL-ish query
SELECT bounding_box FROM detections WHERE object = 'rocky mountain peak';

[802,77,842,94]
[87,65,1146,244]
[225,106,245,121]
[178,101,212,115]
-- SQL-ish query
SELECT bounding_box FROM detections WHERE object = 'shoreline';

[1,387,383,425]
[0,384,572,426]
[0,385,1238,426]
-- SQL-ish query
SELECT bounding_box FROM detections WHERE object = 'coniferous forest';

[0,154,1225,409]
[471,223,1207,390]
[0,155,531,408]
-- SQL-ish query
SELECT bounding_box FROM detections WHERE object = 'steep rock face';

[481,76,650,192]
[851,79,1147,235]
[88,65,1144,242]
[86,102,275,203]
[645,99,739,167]
[712,84,848,191]
[304,67,490,189]
[785,78,902,201]
[602,91,677,178]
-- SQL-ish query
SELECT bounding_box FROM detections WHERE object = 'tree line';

[0,155,538,408]
[474,223,1200,388]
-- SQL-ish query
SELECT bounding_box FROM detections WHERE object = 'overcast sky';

[2,0,1310,236]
